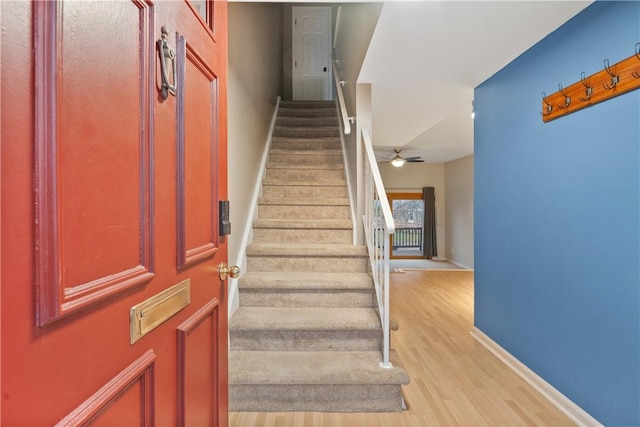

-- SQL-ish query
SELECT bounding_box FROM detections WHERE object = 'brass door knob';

[218,263,240,280]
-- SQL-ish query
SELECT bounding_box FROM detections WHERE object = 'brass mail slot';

[130,279,191,344]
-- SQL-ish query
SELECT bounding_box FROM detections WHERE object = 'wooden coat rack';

[541,43,640,122]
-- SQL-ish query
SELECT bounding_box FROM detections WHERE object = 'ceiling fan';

[380,149,425,167]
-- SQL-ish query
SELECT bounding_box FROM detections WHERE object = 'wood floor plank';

[230,270,575,426]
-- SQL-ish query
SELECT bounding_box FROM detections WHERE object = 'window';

[387,193,425,259]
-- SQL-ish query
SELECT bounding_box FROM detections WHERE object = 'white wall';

[334,4,383,112]
[444,155,473,268]
[228,3,283,269]
[379,162,445,257]
[355,83,373,244]
[334,4,382,243]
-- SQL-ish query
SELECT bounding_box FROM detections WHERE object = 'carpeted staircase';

[228,100,409,413]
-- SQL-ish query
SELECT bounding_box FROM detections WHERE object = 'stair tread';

[274,132,339,138]
[279,100,335,108]
[258,198,349,206]
[247,243,367,257]
[276,114,337,118]
[270,148,342,155]
[263,179,347,187]
[278,107,337,112]
[275,125,338,130]
[276,119,339,125]
[272,137,340,143]
[229,350,409,385]
[267,163,344,170]
[253,219,352,229]
[230,307,380,330]
[239,272,372,290]
[277,112,338,119]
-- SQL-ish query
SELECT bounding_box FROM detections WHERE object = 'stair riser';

[239,289,374,308]
[276,117,339,127]
[278,108,337,118]
[280,101,335,109]
[265,168,344,181]
[230,384,405,412]
[272,140,341,151]
[230,330,381,352]
[273,127,340,138]
[269,153,343,166]
[258,205,349,220]
[247,256,368,273]
[262,185,348,198]
[252,228,352,244]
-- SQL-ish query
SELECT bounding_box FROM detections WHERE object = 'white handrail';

[361,127,394,368]
[362,130,394,233]
[332,60,351,135]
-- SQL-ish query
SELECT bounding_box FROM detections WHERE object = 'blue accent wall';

[474,2,640,426]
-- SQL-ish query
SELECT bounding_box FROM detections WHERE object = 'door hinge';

[294,19,297,25]
[295,61,297,67]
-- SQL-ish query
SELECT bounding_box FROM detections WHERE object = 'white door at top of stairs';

[292,6,332,101]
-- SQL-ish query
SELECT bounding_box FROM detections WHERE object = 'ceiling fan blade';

[378,149,423,165]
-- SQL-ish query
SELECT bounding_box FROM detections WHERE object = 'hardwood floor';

[229,270,575,427]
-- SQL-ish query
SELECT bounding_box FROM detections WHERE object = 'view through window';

[390,195,425,258]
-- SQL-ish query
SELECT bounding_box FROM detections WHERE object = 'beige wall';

[444,155,474,268]
[380,162,446,257]
[334,4,382,242]
[228,3,283,267]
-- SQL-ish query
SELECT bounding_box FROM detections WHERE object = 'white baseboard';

[470,327,602,427]
[444,258,473,270]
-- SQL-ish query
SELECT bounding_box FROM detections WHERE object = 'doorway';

[388,193,426,259]
[292,6,332,100]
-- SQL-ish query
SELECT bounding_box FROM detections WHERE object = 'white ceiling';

[359,1,593,163]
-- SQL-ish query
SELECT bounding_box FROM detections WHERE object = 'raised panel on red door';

[2,2,158,423]
[178,299,220,427]
[171,2,229,422]
[34,0,154,327]
[55,350,156,426]
[176,33,219,269]
[0,0,228,425]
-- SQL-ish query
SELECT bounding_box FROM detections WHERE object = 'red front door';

[1,1,229,425]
